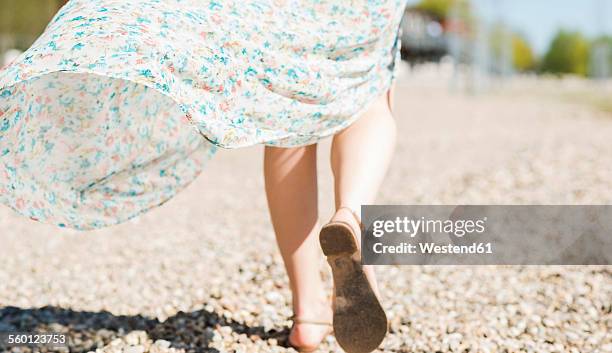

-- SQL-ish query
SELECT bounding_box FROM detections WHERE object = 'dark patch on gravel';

[0,305,289,353]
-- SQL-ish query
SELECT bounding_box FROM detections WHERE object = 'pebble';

[1,74,611,353]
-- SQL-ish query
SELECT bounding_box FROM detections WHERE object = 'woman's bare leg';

[329,90,397,294]
[264,144,332,348]
[264,88,395,348]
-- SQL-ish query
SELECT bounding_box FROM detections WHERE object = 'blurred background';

[401,0,611,78]
[2,0,612,110]
[0,1,611,353]
[397,0,612,105]
[2,0,612,81]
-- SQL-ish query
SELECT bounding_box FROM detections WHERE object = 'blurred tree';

[413,0,472,22]
[512,34,535,72]
[541,30,590,76]
[489,23,535,73]
[0,0,65,50]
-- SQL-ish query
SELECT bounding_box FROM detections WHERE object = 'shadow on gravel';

[0,305,290,353]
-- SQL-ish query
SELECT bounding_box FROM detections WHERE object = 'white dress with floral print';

[0,0,405,229]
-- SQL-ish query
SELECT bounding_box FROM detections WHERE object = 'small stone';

[154,340,171,349]
[124,346,145,353]
[265,291,283,303]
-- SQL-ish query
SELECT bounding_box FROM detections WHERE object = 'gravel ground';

[1,65,611,353]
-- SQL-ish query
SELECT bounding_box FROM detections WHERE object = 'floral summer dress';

[0,0,405,230]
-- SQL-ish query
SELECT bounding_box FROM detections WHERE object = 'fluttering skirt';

[0,0,405,229]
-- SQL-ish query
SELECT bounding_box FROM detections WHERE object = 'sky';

[405,0,612,54]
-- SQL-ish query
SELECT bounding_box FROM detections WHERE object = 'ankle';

[333,206,361,224]
[293,295,331,317]
[335,205,360,219]
[331,206,362,242]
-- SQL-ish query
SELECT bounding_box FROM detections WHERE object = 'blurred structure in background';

[399,0,612,94]
[400,0,515,93]
[591,40,611,79]
[399,8,447,63]
[590,0,611,79]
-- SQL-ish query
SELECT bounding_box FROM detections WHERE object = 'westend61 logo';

[361,205,612,265]
[372,216,487,238]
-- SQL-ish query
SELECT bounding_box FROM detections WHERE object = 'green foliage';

[0,0,65,50]
[512,34,535,72]
[0,0,66,50]
[489,24,535,73]
[0,0,64,34]
[413,0,471,22]
[541,30,591,76]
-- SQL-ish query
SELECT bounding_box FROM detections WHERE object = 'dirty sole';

[320,222,388,353]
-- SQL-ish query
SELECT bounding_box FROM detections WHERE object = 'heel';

[319,222,358,257]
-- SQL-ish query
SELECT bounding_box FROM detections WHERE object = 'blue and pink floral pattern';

[0,0,405,229]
